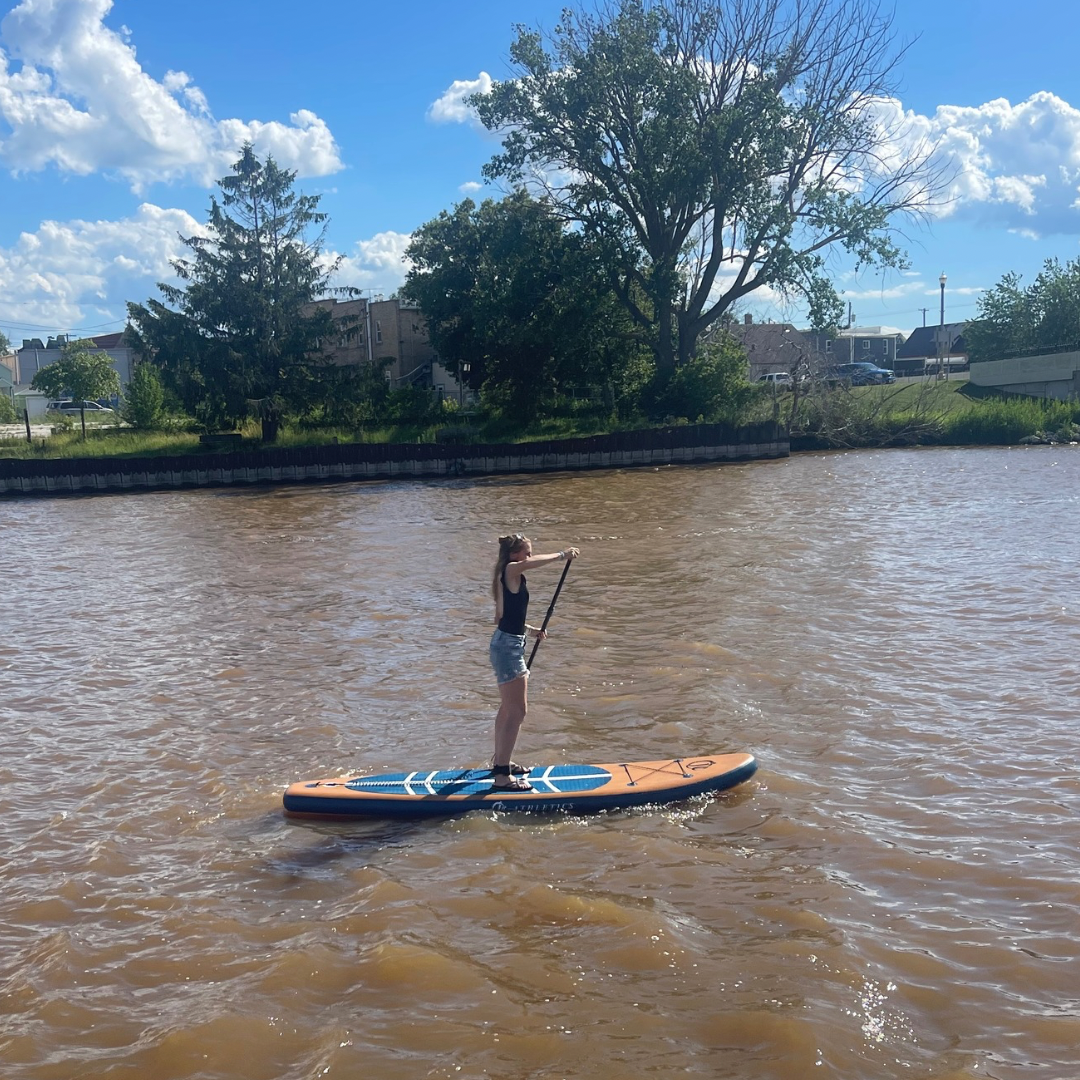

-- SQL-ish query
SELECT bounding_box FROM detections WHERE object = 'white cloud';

[459,180,483,193]
[840,280,929,303]
[327,231,413,294]
[0,202,203,331]
[872,91,1080,236]
[427,72,492,126]
[0,0,343,189]
[0,212,417,338]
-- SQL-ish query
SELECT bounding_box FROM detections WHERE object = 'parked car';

[828,362,896,386]
[47,399,115,414]
[757,372,793,387]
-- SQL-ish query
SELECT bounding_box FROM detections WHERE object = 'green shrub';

[122,362,166,429]
[648,339,753,422]
[434,424,483,444]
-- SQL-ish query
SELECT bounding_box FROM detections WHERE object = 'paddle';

[527,556,573,667]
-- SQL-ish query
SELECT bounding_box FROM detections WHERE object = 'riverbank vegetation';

[780,380,1080,449]
[3,379,1078,462]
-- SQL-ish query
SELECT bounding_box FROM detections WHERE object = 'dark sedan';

[829,362,896,386]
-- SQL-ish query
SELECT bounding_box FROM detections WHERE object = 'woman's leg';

[492,674,528,786]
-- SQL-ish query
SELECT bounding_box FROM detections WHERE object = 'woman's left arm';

[516,546,579,572]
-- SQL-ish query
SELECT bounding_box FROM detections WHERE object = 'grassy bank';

[0,412,642,461]
[782,379,1080,449]
[3,382,1077,462]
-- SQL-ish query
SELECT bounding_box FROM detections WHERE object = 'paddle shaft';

[527,557,572,668]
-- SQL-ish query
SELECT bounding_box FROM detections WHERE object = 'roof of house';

[896,322,967,359]
[91,332,125,349]
[833,325,906,339]
[725,320,810,359]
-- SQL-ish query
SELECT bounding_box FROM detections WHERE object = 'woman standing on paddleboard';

[490,533,579,791]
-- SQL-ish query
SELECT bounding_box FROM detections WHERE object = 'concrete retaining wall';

[969,351,1080,399]
[0,422,787,498]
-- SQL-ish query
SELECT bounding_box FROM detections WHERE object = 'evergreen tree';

[127,145,342,439]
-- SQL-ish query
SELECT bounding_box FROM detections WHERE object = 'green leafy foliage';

[404,190,649,420]
[647,334,753,421]
[30,338,120,403]
[122,362,166,429]
[126,145,342,438]
[473,0,937,373]
[966,259,1080,362]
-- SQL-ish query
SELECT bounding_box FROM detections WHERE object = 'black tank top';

[498,567,529,635]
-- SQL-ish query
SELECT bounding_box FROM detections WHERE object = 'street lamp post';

[459,361,471,407]
[938,272,947,381]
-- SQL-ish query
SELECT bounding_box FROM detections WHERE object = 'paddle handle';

[527,556,572,668]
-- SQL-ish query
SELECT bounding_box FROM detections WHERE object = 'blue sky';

[2,0,1080,347]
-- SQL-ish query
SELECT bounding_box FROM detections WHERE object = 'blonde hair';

[492,533,528,604]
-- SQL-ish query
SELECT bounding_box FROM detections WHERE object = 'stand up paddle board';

[283,752,757,820]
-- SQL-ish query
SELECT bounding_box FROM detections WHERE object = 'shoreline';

[0,420,787,498]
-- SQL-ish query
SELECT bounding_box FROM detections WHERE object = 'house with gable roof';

[722,315,817,381]
[894,322,969,376]
[10,331,136,417]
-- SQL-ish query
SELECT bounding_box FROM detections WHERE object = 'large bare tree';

[474,0,943,376]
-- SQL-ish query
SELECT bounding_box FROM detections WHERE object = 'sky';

[3,0,1080,348]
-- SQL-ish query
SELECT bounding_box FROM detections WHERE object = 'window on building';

[862,340,870,351]
[375,321,382,344]
[825,340,833,353]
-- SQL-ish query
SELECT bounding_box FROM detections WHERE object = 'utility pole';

[919,308,929,327]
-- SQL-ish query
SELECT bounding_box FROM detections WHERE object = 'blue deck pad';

[344,764,613,797]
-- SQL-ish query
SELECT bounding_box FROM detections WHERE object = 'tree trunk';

[655,326,676,377]
[652,268,678,376]
[676,312,697,368]
[261,407,280,442]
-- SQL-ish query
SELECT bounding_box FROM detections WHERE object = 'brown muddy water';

[2,447,1078,1080]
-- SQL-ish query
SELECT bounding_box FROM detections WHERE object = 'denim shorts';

[490,628,528,685]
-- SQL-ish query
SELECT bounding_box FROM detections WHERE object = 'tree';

[0,330,10,356]
[126,145,343,439]
[966,259,1080,363]
[122,361,166,429]
[30,339,121,438]
[473,0,940,375]
[404,190,649,419]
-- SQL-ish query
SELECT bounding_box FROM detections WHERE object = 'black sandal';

[490,764,532,792]
[489,758,531,776]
